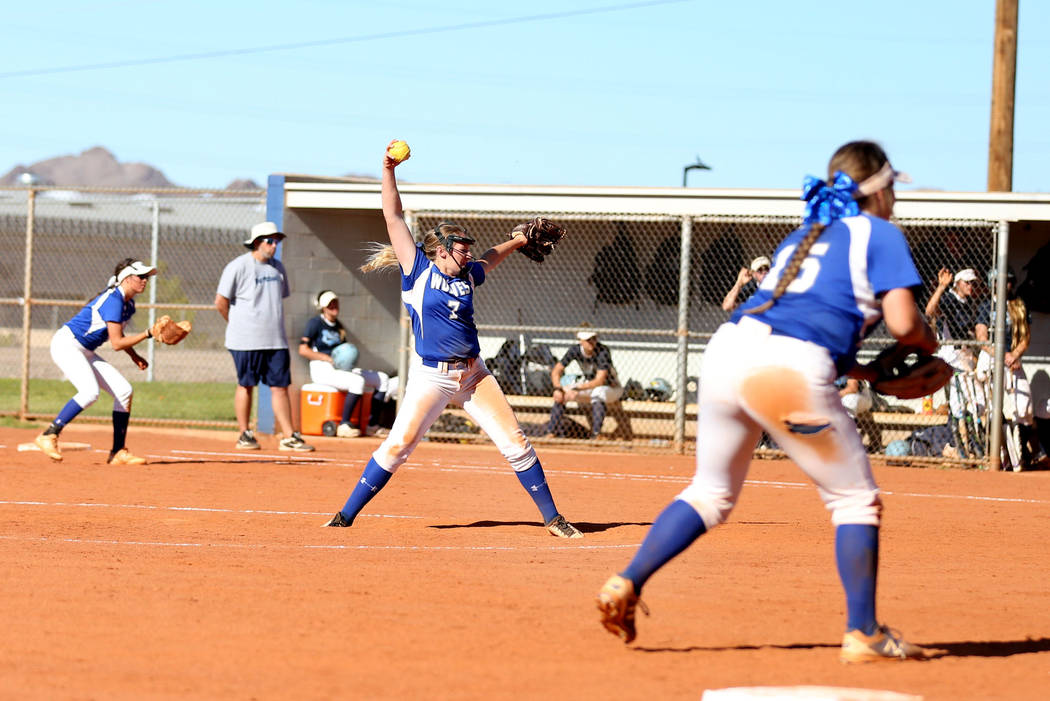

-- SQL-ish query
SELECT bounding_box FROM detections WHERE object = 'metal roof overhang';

[280,176,1050,222]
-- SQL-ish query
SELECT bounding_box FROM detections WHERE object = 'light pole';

[682,157,711,187]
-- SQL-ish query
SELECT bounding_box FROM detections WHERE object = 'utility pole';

[987,0,1018,192]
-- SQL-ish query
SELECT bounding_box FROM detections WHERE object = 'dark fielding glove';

[510,217,566,263]
[869,344,953,400]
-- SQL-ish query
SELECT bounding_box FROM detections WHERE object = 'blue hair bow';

[800,171,860,226]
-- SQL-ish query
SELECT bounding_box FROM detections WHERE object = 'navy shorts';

[230,349,291,388]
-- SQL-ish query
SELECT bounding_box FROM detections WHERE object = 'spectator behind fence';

[975,268,1048,469]
[298,290,388,437]
[721,256,771,312]
[925,267,981,421]
[215,221,314,453]
[544,325,623,439]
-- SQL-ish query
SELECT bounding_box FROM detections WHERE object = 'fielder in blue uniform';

[321,140,582,538]
[597,141,941,663]
[34,258,157,464]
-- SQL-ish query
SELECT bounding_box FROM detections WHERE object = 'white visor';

[576,331,598,341]
[856,162,911,197]
[113,261,156,286]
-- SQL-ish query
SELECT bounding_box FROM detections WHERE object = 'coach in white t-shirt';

[215,221,313,452]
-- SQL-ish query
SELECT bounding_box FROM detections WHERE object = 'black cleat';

[322,512,352,527]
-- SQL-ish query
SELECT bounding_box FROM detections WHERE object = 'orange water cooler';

[299,383,370,436]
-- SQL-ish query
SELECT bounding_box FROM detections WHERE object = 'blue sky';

[3,1,1047,192]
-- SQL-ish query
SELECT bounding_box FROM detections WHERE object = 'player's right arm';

[381,142,416,274]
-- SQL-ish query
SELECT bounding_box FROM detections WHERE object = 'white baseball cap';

[750,256,771,272]
[316,290,338,309]
[576,330,598,341]
[954,268,977,283]
[243,221,285,248]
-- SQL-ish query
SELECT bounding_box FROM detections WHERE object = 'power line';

[0,0,692,79]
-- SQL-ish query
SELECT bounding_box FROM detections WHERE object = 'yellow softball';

[387,140,411,164]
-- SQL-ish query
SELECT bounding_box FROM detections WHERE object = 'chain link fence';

[1,187,266,423]
[4,186,1013,465]
[412,210,1000,463]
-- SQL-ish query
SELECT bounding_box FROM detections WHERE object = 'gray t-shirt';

[216,252,290,350]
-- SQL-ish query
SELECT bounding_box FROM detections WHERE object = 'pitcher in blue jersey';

[34,258,157,465]
[597,141,942,662]
[321,140,582,539]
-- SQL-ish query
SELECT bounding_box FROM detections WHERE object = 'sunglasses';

[261,237,279,245]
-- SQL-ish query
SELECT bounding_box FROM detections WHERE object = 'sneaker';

[840,624,933,663]
[35,433,63,461]
[322,512,352,527]
[107,448,146,465]
[365,424,389,437]
[279,432,315,452]
[235,430,261,450]
[545,514,583,539]
[597,574,648,643]
[336,423,361,438]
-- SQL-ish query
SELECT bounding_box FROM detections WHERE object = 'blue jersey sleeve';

[99,291,128,324]
[866,219,921,295]
[402,246,430,290]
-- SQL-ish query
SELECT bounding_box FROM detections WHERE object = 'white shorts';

[677,318,881,529]
[372,357,535,474]
[308,359,384,395]
[50,325,133,412]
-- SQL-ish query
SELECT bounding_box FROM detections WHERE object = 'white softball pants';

[570,384,624,405]
[677,318,881,529]
[50,325,133,412]
[308,360,384,395]
[372,358,537,474]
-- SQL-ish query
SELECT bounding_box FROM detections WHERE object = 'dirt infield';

[2,424,1048,700]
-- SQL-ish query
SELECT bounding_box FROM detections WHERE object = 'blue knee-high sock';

[111,411,130,453]
[622,499,707,593]
[338,457,393,525]
[546,403,565,435]
[47,399,84,434]
[515,460,559,523]
[590,400,607,438]
[835,524,879,635]
[341,392,362,426]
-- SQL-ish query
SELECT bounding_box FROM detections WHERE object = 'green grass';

[0,378,244,423]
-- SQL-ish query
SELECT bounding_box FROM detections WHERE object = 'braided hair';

[745,141,890,315]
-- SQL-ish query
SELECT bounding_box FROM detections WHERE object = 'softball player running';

[321,141,582,538]
[598,141,940,662]
[34,258,157,464]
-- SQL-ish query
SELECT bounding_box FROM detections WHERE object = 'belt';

[422,357,476,372]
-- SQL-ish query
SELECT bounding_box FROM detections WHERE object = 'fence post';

[146,198,159,381]
[19,188,37,421]
[986,220,1011,470]
[673,215,693,453]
